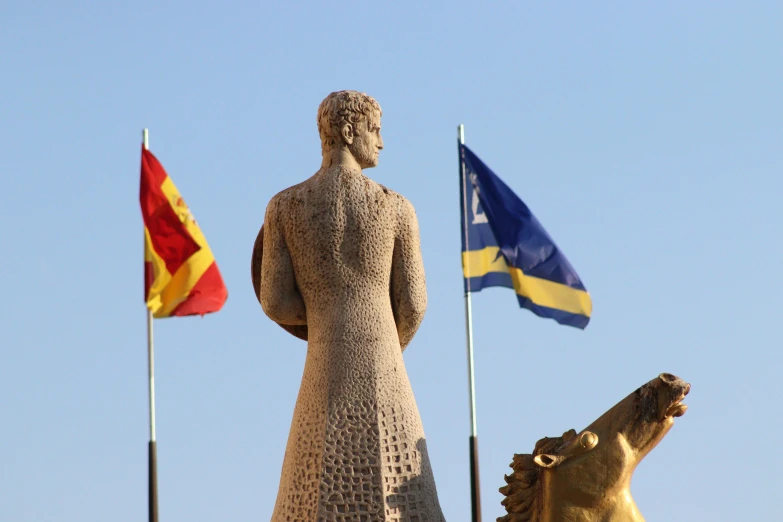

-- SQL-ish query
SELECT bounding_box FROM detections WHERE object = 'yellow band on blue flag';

[463,247,592,317]
[462,246,509,277]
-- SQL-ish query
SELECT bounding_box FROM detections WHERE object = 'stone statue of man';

[256,91,445,522]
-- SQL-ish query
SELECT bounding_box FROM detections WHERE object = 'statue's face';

[348,112,383,169]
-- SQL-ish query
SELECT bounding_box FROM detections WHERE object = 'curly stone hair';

[317,90,382,151]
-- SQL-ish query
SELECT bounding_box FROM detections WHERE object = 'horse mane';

[497,429,578,522]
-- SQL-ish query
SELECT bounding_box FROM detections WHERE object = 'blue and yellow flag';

[459,144,592,329]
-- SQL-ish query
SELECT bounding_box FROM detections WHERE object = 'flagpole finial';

[142,128,149,150]
[458,124,465,145]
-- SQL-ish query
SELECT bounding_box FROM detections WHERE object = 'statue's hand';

[252,223,308,341]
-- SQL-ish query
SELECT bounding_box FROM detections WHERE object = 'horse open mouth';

[665,400,688,418]
[662,380,690,419]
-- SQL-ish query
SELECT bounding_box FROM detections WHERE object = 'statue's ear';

[533,454,565,468]
[342,123,354,145]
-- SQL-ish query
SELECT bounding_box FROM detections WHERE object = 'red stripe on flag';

[169,262,228,317]
[144,260,154,301]
[140,147,200,276]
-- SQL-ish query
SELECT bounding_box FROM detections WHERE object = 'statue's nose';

[658,373,690,395]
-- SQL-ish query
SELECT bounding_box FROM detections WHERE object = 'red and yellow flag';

[140,146,228,318]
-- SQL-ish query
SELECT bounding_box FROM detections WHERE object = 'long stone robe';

[260,166,445,522]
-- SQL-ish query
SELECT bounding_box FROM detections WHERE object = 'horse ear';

[533,454,564,468]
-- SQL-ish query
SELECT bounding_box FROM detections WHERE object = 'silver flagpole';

[143,128,159,522]
[458,124,481,522]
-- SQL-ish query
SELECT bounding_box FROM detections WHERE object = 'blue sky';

[1,1,781,521]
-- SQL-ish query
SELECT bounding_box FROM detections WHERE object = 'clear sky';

[1,1,781,521]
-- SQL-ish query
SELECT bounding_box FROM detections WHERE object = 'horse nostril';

[659,373,676,384]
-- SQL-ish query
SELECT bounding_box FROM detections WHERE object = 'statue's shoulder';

[375,182,409,206]
[376,183,417,220]
[266,179,309,215]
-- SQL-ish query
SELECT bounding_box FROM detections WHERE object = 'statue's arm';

[259,195,307,325]
[390,197,427,351]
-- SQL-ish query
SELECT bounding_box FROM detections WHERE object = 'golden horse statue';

[498,373,690,522]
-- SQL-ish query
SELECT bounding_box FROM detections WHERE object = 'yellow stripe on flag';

[462,247,592,316]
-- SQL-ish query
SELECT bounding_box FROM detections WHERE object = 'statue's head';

[498,373,690,522]
[317,90,383,169]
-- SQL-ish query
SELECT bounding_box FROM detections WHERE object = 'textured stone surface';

[257,91,444,522]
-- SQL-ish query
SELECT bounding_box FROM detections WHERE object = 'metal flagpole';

[143,128,159,522]
[458,124,481,522]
